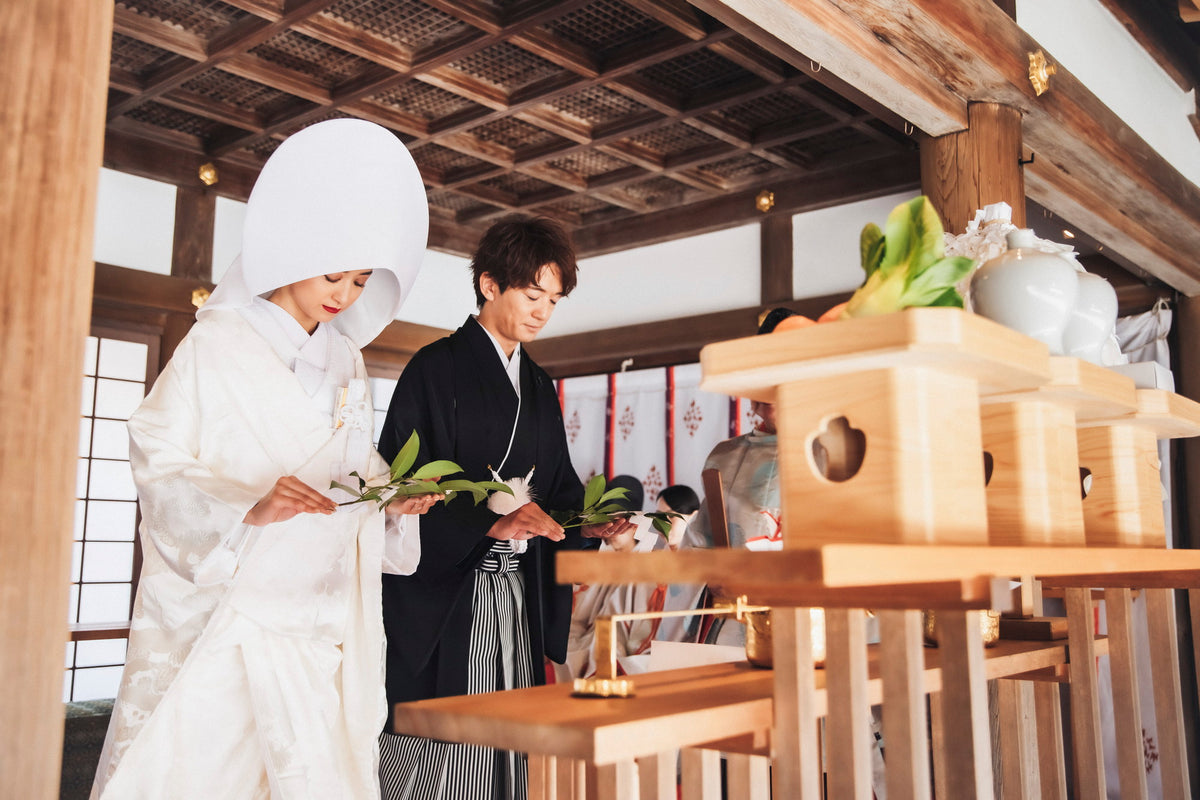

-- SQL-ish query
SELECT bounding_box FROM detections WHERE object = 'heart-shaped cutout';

[810,415,866,482]
[1079,466,1092,500]
[982,451,994,487]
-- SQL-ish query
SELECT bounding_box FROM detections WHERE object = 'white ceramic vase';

[1062,272,1118,364]
[969,228,1080,353]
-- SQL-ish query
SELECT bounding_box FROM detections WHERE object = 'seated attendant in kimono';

[92,119,433,800]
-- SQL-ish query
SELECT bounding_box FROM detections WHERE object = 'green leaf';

[899,256,974,307]
[478,481,514,495]
[411,460,462,480]
[859,222,885,278]
[390,431,420,479]
[583,474,606,510]
[597,487,630,505]
[924,285,965,308]
[651,518,671,536]
[330,480,360,495]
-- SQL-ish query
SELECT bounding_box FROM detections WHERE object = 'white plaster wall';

[211,195,246,283]
[1018,0,1200,189]
[93,168,175,274]
[396,249,476,329]
[540,223,762,337]
[791,190,918,298]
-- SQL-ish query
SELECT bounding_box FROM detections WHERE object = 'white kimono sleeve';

[382,513,421,575]
[127,353,264,586]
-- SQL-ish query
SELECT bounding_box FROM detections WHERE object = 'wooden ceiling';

[103,0,922,258]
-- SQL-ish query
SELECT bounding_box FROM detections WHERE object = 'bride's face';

[268,270,372,333]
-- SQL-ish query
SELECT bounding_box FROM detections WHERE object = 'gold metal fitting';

[191,287,211,308]
[571,595,771,698]
[198,162,219,186]
[1028,50,1057,96]
[755,189,775,213]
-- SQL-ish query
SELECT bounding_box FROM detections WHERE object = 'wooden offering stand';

[395,309,1200,799]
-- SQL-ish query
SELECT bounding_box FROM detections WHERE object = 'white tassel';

[487,466,535,516]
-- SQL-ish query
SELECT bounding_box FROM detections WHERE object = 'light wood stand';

[394,309,1200,798]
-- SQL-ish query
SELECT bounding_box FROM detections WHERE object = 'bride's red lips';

[323,305,340,314]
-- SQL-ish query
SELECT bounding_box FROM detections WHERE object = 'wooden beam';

[571,153,920,258]
[1,2,112,796]
[525,293,850,378]
[696,0,1200,295]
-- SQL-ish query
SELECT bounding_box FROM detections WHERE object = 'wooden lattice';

[467,117,567,154]
[447,42,567,94]
[367,81,483,121]
[103,0,916,253]
[541,0,664,56]
[323,0,472,51]
[180,71,290,111]
[109,32,177,76]
[248,30,379,89]
[116,0,249,39]
[544,85,650,129]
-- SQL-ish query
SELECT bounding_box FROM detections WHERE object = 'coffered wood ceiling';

[103,0,922,258]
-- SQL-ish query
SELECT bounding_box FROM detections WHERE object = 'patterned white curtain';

[559,374,607,485]
[559,364,748,512]
[611,368,668,509]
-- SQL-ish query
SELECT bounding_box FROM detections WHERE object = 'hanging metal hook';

[903,122,914,136]
[810,60,821,73]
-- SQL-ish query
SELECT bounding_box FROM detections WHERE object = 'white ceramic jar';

[970,228,1080,353]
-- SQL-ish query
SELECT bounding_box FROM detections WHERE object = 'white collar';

[477,318,522,395]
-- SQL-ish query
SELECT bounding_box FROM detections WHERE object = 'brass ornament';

[1027,50,1057,96]
[191,287,211,308]
[755,189,775,213]
[198,162,219,186]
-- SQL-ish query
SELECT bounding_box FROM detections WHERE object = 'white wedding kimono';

[92,307,418,799]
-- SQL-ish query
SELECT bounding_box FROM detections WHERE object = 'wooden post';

[772,608,822,799]
[760,214,793,305]
[1064,588,1106,798]
[171,185,216,282]
[0,1,113,797]
[934,610,995,799]
[877,609,932,800]
[920,101,1026,235]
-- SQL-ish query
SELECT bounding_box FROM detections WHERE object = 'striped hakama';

[381,542,534,800]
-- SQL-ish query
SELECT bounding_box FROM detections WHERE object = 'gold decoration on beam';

[191,287,211,308]
[755,189,775,213]
[198,162,219,186]
[1028,50,1057,96]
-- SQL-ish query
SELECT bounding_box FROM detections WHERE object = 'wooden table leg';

[1144,587,1191,800]
[935,609,994,800]
[529,753,551,800]
[725,753,770,800]
[825,608,872,800]
[1104,587,1149,799]
[929,691,947,798]
[877,609,931,800]
[680,748,721,800]
[771,608,821,799]
[636,751,676,800]
[1033,681,1068,800]
[997,679,1039,799]
[587,761,635,800]
[556,757,585,800]
[1064,587,1106,798]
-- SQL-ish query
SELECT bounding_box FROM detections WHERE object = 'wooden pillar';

[0,1,113,797]
[171,185,216,283]
[920,102,1026,235]
[760,214,793,305]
